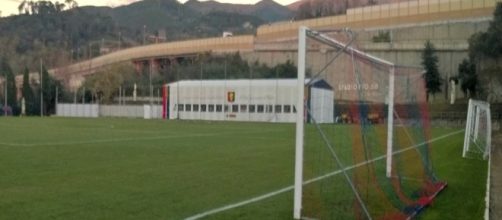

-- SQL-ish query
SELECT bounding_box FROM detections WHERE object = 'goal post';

[463,99,492,159]
[293,26,306,220]
[294,26,397,220]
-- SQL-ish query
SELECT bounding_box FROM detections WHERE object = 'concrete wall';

[244,18,492,103]
[257,0,498,41]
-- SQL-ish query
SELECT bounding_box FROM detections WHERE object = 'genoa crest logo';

[227,91,235,103]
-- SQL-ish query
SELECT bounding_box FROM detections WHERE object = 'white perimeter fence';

[56,103,162,119]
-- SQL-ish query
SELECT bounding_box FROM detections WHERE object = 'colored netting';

[300,29,446,220]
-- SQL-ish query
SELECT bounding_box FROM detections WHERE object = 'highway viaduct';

[14,0,500,102]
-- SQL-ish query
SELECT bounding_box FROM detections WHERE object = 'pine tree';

[469,2,502,59]
[485,2,502,58]
[40,65,52,115]
[40,65,61,115]
[0,57,18,115]
[22,67,37,115]
[421,40,443,101]
[458,59,478,98]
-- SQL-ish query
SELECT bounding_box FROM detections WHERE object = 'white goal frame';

[463,99,492,159]
[294,26,396,220]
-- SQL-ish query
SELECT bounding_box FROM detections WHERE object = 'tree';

[84,64,130,104]
[18,0,35,14]
[466,3,502,102]
[297,1,314,19]
[64,0,78,9]
[458,59,478,98]
[274,60,297,78]
[40,65,49,115]
[295,0,389,20]
[0,57,18,115]
[22,67,38,115]
[483,2,502,58]
[18,0,79,15]
[469,3,502,59]
[421,40,443,101]
[39,64,61,115]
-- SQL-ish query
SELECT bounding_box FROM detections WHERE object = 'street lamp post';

[118,31,122,50]
[149,60,153,115]
[100,38,104,55]
[40,59,43,117]
[88,43,92,59]
[4,78,7,116]
[143,25,147,45]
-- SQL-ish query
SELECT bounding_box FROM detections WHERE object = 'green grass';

[0,117,487,219]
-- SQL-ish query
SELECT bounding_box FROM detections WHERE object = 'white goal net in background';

[463,99,492,160]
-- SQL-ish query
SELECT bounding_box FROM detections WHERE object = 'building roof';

[166,78,332,90]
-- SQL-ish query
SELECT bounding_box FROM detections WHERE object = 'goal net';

[294,27,446,220]
[463,99,492,160]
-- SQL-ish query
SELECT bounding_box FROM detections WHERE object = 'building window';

[193,104,199,112]
[257,105,264,113]
[209,105,215,112]
[249,105,256,113]
[224,105,229,112]
[266,105,273,113]
[178,104,184,112]
[240,105,247,113]
[275,105,282,113]
[232,104,239,113]
[293,105,297,113]
[185,104,192,112]
[284,105,291,113]
[201,104,207,112]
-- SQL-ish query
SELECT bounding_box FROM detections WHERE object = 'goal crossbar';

[305,29,395,67]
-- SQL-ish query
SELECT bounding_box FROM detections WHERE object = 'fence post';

[55,86,59,116]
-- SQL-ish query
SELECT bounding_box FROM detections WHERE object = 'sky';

[0,0,299,17]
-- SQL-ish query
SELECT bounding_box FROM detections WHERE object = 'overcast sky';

[0,0,298,17]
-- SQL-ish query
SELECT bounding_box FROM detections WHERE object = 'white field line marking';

[485,152,491,220]
[184,129,464,220]
[0,130,281,147]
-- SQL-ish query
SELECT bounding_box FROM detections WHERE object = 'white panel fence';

[57,104,99,118]
[56,103,162,119]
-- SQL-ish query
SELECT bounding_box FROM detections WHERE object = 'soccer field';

[0,117,487,219]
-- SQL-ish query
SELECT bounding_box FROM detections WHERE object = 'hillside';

[252,0,294,22]
[111,0,263,39]
[0,0,268,73]
[185,0,293,22]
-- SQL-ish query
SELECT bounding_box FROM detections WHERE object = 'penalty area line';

[184,129,464,220]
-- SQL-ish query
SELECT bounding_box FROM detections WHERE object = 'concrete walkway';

[491,133,502,220]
